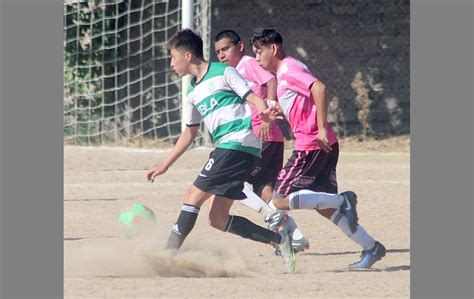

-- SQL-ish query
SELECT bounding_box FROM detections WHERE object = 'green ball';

[119,203,156,238]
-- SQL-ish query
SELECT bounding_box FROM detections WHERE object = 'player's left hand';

[259,121,270,142]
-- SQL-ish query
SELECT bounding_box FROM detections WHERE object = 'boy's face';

[170,47,190,76]
[253,44,276,72]
[214,38,243,68]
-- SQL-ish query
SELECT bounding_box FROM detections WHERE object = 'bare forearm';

[265,78,278,101]
[161,127,198,168]
[246,92,269,114]
[311,81,328,129]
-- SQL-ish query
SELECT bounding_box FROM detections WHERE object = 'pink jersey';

[236,55,284,142]
[276,56,338,151]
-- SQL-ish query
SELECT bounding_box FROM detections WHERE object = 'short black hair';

[250,28,283,48]
[214,29,242,45]
[168,29,204,60]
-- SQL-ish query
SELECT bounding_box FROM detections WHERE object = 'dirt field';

[64,137,410,298]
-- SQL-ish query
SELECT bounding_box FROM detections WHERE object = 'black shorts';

[274,143,339,197]
[246,141,284,193]
[193,148,258,200]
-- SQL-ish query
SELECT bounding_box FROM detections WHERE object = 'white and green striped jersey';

[185,62,261,157]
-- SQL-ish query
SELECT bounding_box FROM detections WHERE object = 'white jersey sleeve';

[223,66,252,99]
[184,99,202,126]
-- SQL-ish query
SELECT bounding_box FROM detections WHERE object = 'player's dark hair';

[168,29,204,60]
[214,29,242,46]
[250,28,283,48]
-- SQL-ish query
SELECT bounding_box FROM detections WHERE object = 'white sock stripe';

[225,215,234,232]
[333,211,344,225]
[289,191,299,209]
[329,209,342,222]
[181,204,200,214]
[331,212,375,250]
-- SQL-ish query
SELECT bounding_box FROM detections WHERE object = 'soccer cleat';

[291,235,310,253]
[276,229,296,273]
[264,210,288,232]
[349,241,386,269]
[340,191,359,234]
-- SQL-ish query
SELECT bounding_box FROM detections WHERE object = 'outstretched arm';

[245,92,278,142]
[146,126,199,182]
[245,92,274,120]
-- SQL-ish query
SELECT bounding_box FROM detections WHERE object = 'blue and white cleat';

[265,210,288,232]
[340,191,359,234]
[291,234,310,253]
[349,241,386,269]
[276,229,296,273]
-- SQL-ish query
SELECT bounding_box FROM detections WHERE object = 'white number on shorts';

[204,158,215,171]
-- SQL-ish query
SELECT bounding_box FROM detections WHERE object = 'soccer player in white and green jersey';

[145,29,296,272]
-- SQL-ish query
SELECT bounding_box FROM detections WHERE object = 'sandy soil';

[64,137,410,298]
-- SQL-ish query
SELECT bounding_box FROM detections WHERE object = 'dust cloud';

[64,222,254,278]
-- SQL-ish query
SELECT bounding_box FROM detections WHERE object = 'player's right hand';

[146,164,168,182]
[316,127,332,153]
[269,101,284,116]
[260,106,281,122]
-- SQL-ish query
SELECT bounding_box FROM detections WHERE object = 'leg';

[327,208,386,268]
[240,184,311,253]
[272,148,345,211]
[259,184,274,203]
[209,195,296,272]
[316,207,336,219]
[239,183,275,215]
[165,185,212,250]
[201,147,296,272]
[207,195,233,231]
[272,191,343,210]
[238,142,280,215]
[166,147,231,250]
[208,195,280,245]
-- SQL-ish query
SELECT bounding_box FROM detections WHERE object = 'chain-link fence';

[211,0,410,139]
[64,0,212,146]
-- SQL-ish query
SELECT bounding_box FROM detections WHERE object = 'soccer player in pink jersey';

[250,28,386,269]
[214,29,309,253]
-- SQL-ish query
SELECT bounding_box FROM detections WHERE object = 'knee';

[272,197,289,210]
[260,186,274,202]
[208,212,227,231]
[316,208,335,219]
[183,186,206,207]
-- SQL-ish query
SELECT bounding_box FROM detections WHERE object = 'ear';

[184,51,193,62]
[238,41,245,53]
[271,44,278,56]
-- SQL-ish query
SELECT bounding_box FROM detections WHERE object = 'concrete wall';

[210,0,410,137]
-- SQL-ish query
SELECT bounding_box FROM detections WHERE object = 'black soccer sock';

[165,204,200,250]
[225,215,281,245]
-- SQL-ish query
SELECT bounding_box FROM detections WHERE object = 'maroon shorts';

[274,143,339,197]
[246,141,284,195]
